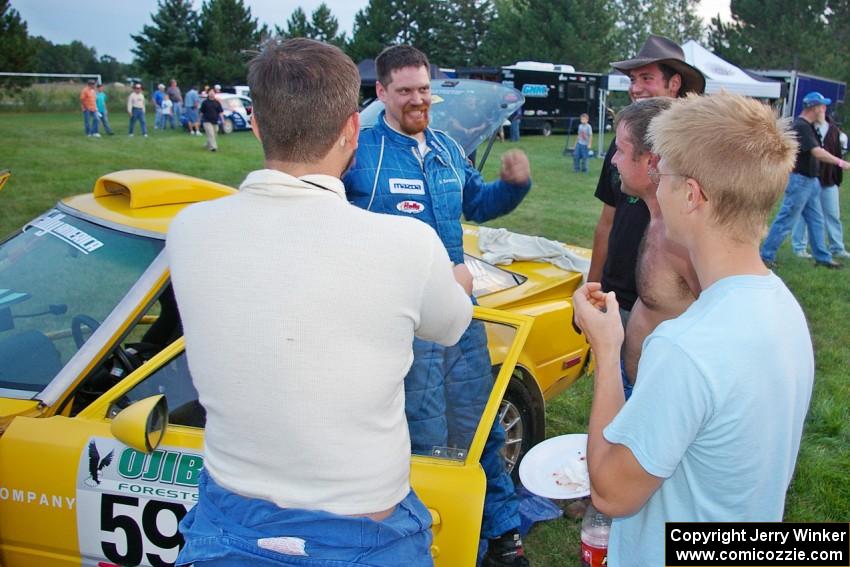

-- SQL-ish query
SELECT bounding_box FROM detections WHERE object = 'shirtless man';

[589,35,705,327]
[610,98,699,389]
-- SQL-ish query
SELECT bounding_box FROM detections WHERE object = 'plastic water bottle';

[581,502,611,567]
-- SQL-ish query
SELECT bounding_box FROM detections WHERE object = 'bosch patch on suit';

[389,178,426,195]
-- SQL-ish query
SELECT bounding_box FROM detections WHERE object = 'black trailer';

[499,63,603,136]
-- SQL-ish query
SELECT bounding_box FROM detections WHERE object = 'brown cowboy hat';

[611,34,706,95]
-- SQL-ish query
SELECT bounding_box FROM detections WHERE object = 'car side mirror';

[110,394,168,453]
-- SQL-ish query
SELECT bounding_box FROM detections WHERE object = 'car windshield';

[221,97,244,112]
[359,79,524,156]
[0,208,163,398]
[465,254,526,297]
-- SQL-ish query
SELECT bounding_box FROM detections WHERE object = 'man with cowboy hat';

[589,35,705,327]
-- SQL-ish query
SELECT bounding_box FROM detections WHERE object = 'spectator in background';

[791,114,850,259]
[79,79,99,138]
[167,79,183,124]
[760,91,850,269]
[184,85,201,136]
[95,83,114,135]
[509,106,522,142]
[200,87,223,152]
[574,112,593,173]
[153,83,166,129]
[127,83,148,137]
[162,96,175,129]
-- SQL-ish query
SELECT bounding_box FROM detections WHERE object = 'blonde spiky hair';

[648,91,798,241]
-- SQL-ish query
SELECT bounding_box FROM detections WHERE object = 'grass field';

[1,111,848,564]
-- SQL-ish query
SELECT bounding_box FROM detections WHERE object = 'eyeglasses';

[648,165,682,185]
[647,166,709,201]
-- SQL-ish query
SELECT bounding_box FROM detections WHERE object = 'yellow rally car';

[0,169,589,566]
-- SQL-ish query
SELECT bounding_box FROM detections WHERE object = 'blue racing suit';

[344,112,531,538]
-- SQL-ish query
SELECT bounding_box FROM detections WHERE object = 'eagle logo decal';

[85,441,114,487]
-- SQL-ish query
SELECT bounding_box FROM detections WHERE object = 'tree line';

[2,0,849,114]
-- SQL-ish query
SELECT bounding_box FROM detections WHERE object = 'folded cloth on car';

[477,226,590,282]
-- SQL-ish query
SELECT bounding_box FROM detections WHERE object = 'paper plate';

[519,433,590,499]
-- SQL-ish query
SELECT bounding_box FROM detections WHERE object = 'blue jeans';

[405,319,519,539]
[791,184,847,255]
[621,360,634,401]
[83,109,98,135]
[128,108,147,135]
[509,118,521,142]
[98,109,113,134]
[760,173,832,263]
[573,143,589,172]
[173,101,183,123]
[155,106,164,129]
[163,113,175,129]
[177,471,433,566]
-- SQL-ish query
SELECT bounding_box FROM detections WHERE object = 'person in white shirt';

[169,38,472,567]
[126,83,147,137]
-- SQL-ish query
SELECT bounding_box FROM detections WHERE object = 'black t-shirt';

[792,117,821,177]
[200,99,223,124]
[594,138,650,312]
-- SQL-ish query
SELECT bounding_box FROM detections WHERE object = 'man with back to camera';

[608,98,699,397]
[344,44,533,567]
[168,38,473,566]
[588,35,705,326]
[791,113,850,259]
[574,92,814,566]
[760,91,850,269]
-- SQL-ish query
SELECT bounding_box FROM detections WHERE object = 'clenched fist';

[499,149,531,186]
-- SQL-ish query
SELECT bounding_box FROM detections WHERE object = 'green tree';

[707,0,826,70]
[197,0,268,85]
[480,0,618,71]
[31,37,98,74]
[276,6,311,38]
[347,0,397,62]
[346,0,455,65]
[445,0,494,66]
[131,0,203,84]
[0,0,36,74]
[309,3,347,46]
[613,0,704,58]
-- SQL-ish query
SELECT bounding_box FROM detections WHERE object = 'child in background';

[162,97,175,129]
[574,113,593,173]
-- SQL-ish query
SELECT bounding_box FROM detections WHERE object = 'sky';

[14,0,732,64]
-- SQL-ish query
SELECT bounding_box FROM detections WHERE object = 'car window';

[108,319,518,461]
[408,319,516,462]
[222,98,243,112]
[465,254,527,297]
[0,209,163,398]
[109,351,204,428]
[360,79,524,156]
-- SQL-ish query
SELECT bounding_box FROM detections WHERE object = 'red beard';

[399,103,430,135]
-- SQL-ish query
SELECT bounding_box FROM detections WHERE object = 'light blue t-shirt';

[185,88,200,110]
[577,123,592,146]
[604,273,813,567]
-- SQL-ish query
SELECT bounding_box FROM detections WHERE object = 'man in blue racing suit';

[344,45,533,567]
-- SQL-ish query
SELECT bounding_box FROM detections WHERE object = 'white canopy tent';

[597,40,782,155]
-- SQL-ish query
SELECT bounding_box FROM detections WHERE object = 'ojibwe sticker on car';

[76,437,202,566]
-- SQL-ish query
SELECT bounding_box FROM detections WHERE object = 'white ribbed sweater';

[167,169,471,515]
